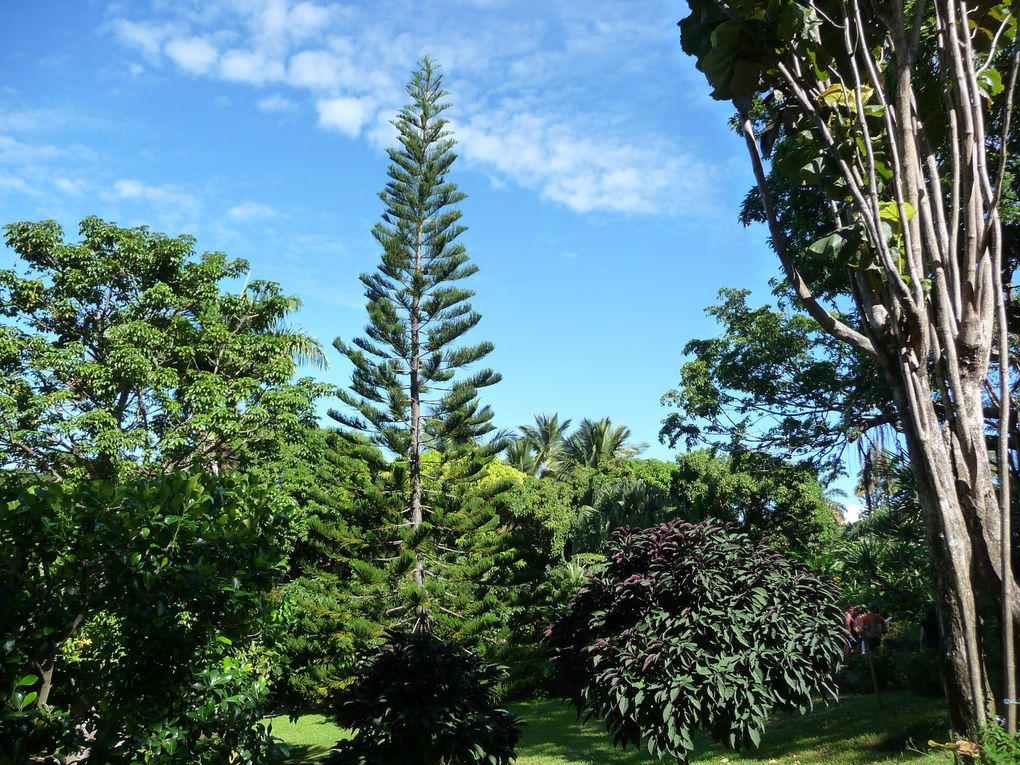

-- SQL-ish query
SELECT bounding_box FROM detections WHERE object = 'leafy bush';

[0,472,288,762]
[327,631,522,765]
[131,656,287,764]
[545,521,846,762]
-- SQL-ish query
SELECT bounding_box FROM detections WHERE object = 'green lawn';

[268,714,351,764]
[272,692,956,764]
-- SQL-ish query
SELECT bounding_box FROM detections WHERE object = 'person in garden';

[843,605,860,656]
[856,604,888,654]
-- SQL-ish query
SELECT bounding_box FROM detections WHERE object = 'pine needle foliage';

[330,58,506,635]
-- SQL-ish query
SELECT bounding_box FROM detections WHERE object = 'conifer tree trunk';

[411,182,424,594]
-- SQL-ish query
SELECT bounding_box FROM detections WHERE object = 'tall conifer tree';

[332,58,503,636]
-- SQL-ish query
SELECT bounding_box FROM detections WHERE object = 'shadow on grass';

[509,692,953,765]
[720,693,950,763]
[511,698,657,764]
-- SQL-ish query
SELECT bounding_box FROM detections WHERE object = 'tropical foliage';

[0,472,289,762]
[0,28,989,765]
[546,521,847,762]
[679,0,1020,734]
[0,217,329,483]
[326,631,522,765]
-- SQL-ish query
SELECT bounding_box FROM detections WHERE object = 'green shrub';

[131,656,287,764]
[545,521,846,762]
[327,630,522,765]
[980,723,1020,764]
[0,472,288,762]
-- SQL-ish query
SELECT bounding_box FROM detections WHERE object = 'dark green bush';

[131,656,287,764]
[545,521,846,762]
[327,630,522,765]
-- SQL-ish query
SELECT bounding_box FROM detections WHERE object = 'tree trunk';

[879,351,1012,733]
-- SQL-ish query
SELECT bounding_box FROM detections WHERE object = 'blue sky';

[1,1,852,495]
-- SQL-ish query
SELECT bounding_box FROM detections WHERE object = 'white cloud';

[0,134,72,164]
[0,107,62,133]
[288,50,344,90]
[107,1,728,217]
[317,96,372,138]
[165,36,219,74]
[54,177,86,195]
[220,49,285,84]
[257,94,297,113]
[288,2,335,41]
[113,178,198,212]
[227,201,278,220]
[454,110,710,215]
[0,173,33,194]
[111,18,170,61]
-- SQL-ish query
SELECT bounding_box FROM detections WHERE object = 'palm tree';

[560,418,646,469]
[504,438,538,475]
[241,282,329,372]
[570,479,674,557]
[519,413,571,477]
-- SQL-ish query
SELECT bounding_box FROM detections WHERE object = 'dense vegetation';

[3,4,1020,758]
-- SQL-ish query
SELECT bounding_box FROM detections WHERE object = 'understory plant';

[545,520,846,762]
[326,630,522,765]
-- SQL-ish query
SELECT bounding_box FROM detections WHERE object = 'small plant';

[978,723,1020,765]
[327,630,522,765]
[545,521,847,762]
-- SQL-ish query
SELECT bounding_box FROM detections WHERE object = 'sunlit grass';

[268,713,349,765]
[274,692,956,764]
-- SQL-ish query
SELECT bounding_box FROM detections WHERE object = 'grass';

[268,714,350,765]
[272,692,957,764]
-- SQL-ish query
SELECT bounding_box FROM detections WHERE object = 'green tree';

[330,58,504,633]
[670,449,842,562]
[660,288,895,482]
[559,417,646,469]
[569,478,675,559]
[0,472,288,763]
[514,413,572,477]
[265,428,394,708]
[503,438,538,475]
[0,217,330,483]
[680,0,1019,732]
[840,450,933,621]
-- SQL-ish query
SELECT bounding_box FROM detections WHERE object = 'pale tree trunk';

[409,114,427,632]
[724,0,1020,733]
[881,359,992,732]
[410,217,425,594]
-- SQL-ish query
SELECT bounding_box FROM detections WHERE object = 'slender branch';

[739,116,876,357]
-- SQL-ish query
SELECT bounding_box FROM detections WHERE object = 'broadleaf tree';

[0,217,330,484]
[679,0,1019,733]
[331,58,504,634]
